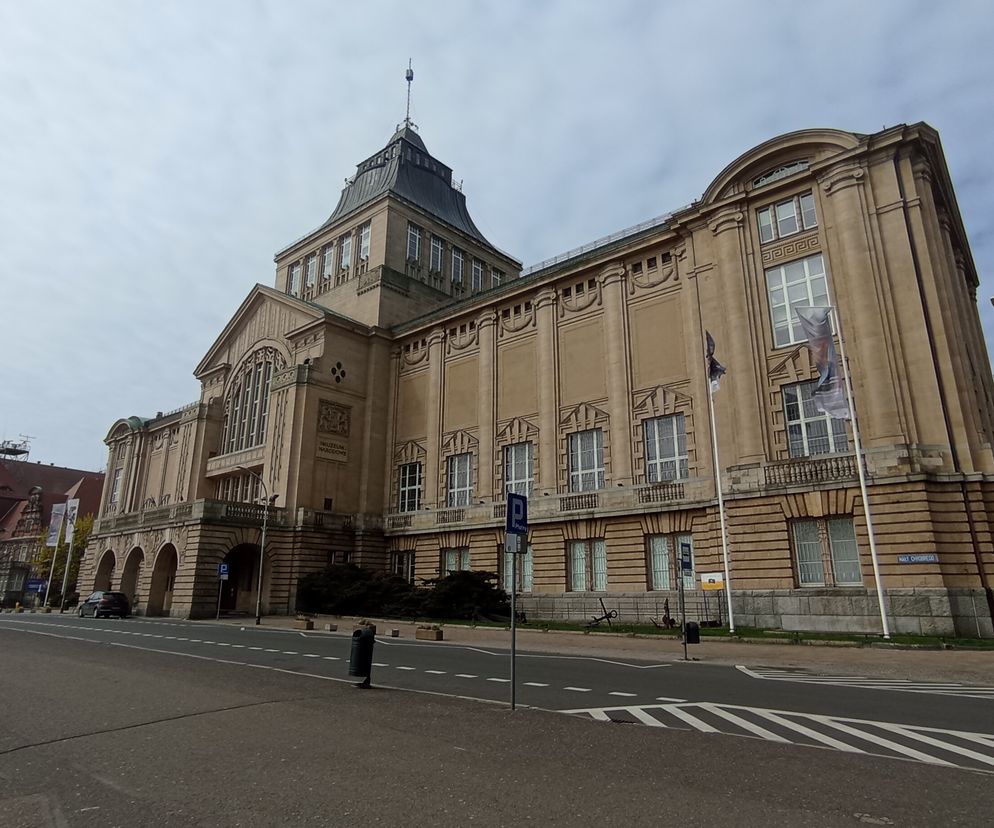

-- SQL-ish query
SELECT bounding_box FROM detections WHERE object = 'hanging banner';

[63,499,81,547]
[46,503,66,548]
[795,306,850,419]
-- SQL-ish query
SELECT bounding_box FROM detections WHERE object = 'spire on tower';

[403,59,416,129]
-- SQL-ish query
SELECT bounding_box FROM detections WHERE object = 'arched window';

[220,348,284,454]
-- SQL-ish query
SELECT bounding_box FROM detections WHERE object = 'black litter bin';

[684,621,700,645]
[349,626,376,687]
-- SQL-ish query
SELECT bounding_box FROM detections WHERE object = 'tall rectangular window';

[491,268,504,288]
[784,381,849,457]
[644,414,688,483]
[358,222,371,260]
[442,547,471,573]
[305,254,317,288]
[339,233,352,272]
[451,248,464,284]
[504,442,533,496]
[568,429,605,492]
[568,539,607,591]
[792,518,862,587]
[391,552,415,583]
[757,191,817,244]
[766,253,829,347]
[321,245,335,281]
[447,453,473,507]
[110,469,122,504]
[430,235,444,272]
[407,223,422,261]
[472,258,484,291]
[648,535,670,590]
[288,263,301,296]
[503,544,533,593]
[398,462,423,512]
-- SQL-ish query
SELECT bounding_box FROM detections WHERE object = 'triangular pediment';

[195,285,328,379]
[558,402,610,431]
[632,385,693,418]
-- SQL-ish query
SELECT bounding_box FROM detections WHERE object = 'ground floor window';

[441,547,470,574]
[792,517,861,586]
[568,539,607,591]
[502,544,533,593]
[647,533,695,590]
[390,551,415,583]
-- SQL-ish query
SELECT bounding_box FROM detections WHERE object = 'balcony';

[762,454,858,488]
[95,499,289,534]
[205,445,265,477]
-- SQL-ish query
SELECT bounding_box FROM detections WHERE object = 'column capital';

[534,287,558,311]
[476,308,499,331]
[708,209,745,236]
[426,327,446,349]
[818,162,865,197]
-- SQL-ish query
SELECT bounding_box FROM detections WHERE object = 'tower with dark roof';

[274,124,521,329]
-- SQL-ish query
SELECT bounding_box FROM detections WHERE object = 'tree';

[31,513,94,607]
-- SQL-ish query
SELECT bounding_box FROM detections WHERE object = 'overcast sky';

[2,0,993,471]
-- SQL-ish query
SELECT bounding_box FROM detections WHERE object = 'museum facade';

[80,121,994,636]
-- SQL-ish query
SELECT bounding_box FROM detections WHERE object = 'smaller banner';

[46,503,66,548]
[63,499,80,547]
[705,331,726,392]
[700,572,725,591]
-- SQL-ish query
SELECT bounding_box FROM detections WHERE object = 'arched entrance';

[119,547,144,611]
[93,550,116,592]
[218,544,269,616]
[147,544,178,616]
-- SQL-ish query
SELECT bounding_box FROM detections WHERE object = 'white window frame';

[783,381,849,458]
[491,268,504,288]
[568,539,607,592]
[643,414,688,483]
[110,469,122,504]
[339,233,352,273]
[398,462,422,513]
[430,235,444,272]
[765,253,830,347]
[502,544,533,593]
[647,535,671,590]
[221,357,274,455]
[442,547,471,574]
[792,517,862,587]
[407,223,422,262]
[676,534,695,591]
[451,248,464,284]
[305,254,317,289]
[358,222,371,260]
[288,263,301,296]
[568,429,605,492]
[472,258,484,291]
[446,453,473,507]
[391,551,415,583]
[757,191,817,244]
[321,244,335,282]
[504,442,533,497]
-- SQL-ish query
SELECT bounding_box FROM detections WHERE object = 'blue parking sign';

[506,493,528,536]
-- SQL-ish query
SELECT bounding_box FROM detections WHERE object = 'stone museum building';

[81,120,994,636]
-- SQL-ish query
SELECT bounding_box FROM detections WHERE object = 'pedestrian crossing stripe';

[737,665,994,699]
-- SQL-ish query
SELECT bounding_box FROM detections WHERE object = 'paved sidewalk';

[208,613,994,685]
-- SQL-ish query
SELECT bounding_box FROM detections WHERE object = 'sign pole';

[58,537,74,613]
[679,567,687,661]
[505,492,528,712]
[510,535,517,711]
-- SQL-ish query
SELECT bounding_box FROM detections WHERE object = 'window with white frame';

[647,535,671,590]
[472,258,484,291]
[321,244,335,281]
[568,429,605,492]
[451,248,464,284]
[766,253,830,347]
[441,547,471,573]
[792,518,862,586]
[288,263,301,296]
[339,233,352,273]
[221,352,276,454]
[568,539,607,591]
[430,235,444,272]
[305,254,317,289]
[643,414,688,483]
[358,222,371,260]
[783,381,849,458]
[390,551,415,583]
[504,442,533,497]
[110,469,122,504]
[446,453,473,507]
[757,191,817,244]
[491,268,504,288]
[676,534,695,591]
[502,544,533,593]
[398,462,422,512]
[407,223,422,261]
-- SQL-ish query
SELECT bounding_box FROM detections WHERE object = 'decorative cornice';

[708,210,744,236]
[818,163,865,196]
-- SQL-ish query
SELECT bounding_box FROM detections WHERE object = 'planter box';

[323,623,338,632]
[415,628,443,641]
[293,618,314,631]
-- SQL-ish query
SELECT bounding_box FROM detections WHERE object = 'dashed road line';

[564,686,591,693]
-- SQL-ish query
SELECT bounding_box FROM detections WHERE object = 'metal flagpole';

[58,536,73,613]
[43,544,59,608]
[706,382,735,634]
[830,308,891,639]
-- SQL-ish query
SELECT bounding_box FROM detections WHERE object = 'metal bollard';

[348,625,376,688]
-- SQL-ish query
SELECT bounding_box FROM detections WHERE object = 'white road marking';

[373,662,389,667]
[323,656,339,661]
[395,666,416,671]
[870,722,994,768]
[564,687,591,693]
[609,692,637,698]
[752,710,864,753]
[700,703,791,743]
[814,716,955,766]
[487,678,510,683]
[456,674,477,679]
[264,648,279,653]
[425,670,446,675]
[281,651,298,655]
[655,696,687,703]
[665,705,721,733]
[249,647,263,651]
[302,654,320,658]
[524,682,549,687]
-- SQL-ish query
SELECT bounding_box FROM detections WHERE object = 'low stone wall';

[518,587,994,638]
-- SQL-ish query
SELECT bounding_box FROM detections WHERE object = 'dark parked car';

[78,591,131,619]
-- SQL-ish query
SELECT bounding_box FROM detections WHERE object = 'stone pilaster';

[534,288,559,494]
[423,328,446,507]
[381,346,404,510]
[600,263,633,485]
[476,309,498,499]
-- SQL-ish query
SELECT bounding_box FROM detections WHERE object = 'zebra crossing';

[737,665,994,700]
[561,700,994,772]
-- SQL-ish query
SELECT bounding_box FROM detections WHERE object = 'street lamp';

[237,466,278,625]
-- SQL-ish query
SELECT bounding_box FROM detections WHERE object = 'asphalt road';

[2,614,994,827]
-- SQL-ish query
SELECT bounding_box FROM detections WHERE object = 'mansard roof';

[322,125,493,249]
